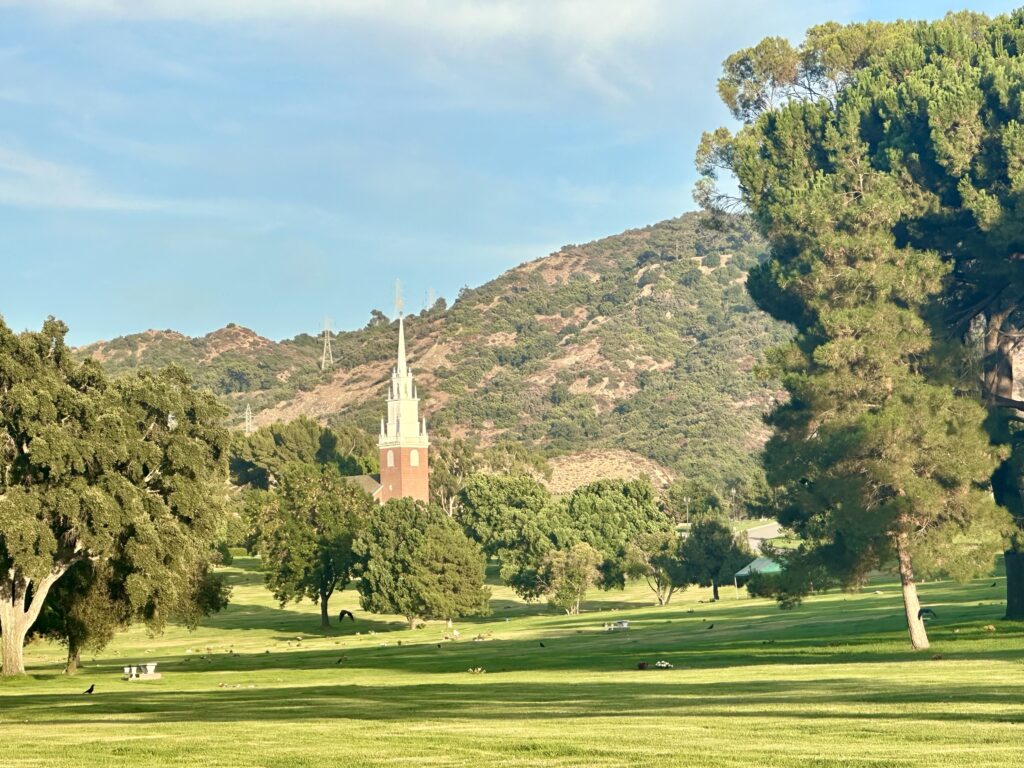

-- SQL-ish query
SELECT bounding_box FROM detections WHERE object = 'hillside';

[79,213,792,490]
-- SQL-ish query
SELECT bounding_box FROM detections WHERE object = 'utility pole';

[320,317,334,371]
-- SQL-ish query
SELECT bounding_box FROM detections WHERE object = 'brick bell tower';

[377,314,429,503]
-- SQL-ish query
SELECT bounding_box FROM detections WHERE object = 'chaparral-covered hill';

[78,213,792,490]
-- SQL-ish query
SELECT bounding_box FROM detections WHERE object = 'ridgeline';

[78,212,791,490]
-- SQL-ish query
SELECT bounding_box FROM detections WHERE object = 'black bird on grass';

[539,642,546,648]
[83,684,94,695]
[706,624,714,630]
[991,582,997,587]
[917,608,937,621]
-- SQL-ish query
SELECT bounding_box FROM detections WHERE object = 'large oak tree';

[0,318,229,675]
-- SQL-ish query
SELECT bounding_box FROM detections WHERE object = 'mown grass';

[2,556,1022,767]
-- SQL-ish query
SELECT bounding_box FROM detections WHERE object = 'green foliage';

[536,542,604,615]
[251,463,374,627]
[29,561,131,674]
[429,434,480,517]
[666,478,724,522]
[0,317,230,675]
[682,518,752,601]
[231,416,375,489]
[457,474,556,557]
[699,12,1021,640]
[564,478,670,588]
[625,531,688,605]
[354,499,490,627]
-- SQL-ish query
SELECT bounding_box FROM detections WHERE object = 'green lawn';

[2,556,1021,767]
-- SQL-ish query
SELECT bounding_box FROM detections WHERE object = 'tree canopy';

[354,499,490,628]
[230,416,375,489]
[682,518,752,602]
[252,463,374,627]
[0,317,230,675]
[697,12,1020,643]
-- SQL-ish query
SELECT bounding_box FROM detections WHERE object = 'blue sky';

[0,1,1019,344]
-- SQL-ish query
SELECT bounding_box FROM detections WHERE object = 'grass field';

[2,556,1022,768]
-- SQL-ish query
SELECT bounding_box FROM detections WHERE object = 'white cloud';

[0,0,803,103]
[7,1,663,47]
[0,145,164,211]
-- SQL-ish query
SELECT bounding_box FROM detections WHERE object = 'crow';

[991,582,997,587]
[539,642,546,648]
[83,684,94,695]
[338,609,355,622]
[335,657,344,664]
[706,624,714,630]
[917,608,937,621]
[436,644,442,649]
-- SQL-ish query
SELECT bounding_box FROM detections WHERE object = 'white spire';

[396,315,408,377]
[379,287,428,450]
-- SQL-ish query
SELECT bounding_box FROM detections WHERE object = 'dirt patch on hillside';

[253,361,390,427]
[544,449,674,495]
[252,337,454,427]
[200,326,274,362]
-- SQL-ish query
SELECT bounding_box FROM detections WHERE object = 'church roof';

[348,474,382,497]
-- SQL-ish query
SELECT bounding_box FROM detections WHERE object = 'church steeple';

[377,307,429,503]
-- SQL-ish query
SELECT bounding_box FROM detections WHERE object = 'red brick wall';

[378,446,429,504]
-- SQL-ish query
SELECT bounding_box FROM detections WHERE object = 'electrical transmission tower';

[320,317,334,371]
[244,404,254,435]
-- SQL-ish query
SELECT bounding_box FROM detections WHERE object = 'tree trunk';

[0,612,28,677]
[319,595,330,628]
[984,309,1016,404]
[64,644,81,676]
[1005,549,1024,621]
[712,580,720,601]
[0,568,67,676]
[895,533,930,650]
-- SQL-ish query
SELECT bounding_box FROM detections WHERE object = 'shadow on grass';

[44,610,1024,682]
[9,676,1024,727]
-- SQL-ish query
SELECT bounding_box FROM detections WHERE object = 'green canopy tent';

[733,556,781,598]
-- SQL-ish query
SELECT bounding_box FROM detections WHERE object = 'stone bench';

[123,662,161,681]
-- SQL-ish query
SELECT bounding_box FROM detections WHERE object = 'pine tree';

[681,518,751,602]
[696,13,1018,646]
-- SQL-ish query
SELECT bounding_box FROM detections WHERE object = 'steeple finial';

[394,278,404,318]
[396,315,408,377]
